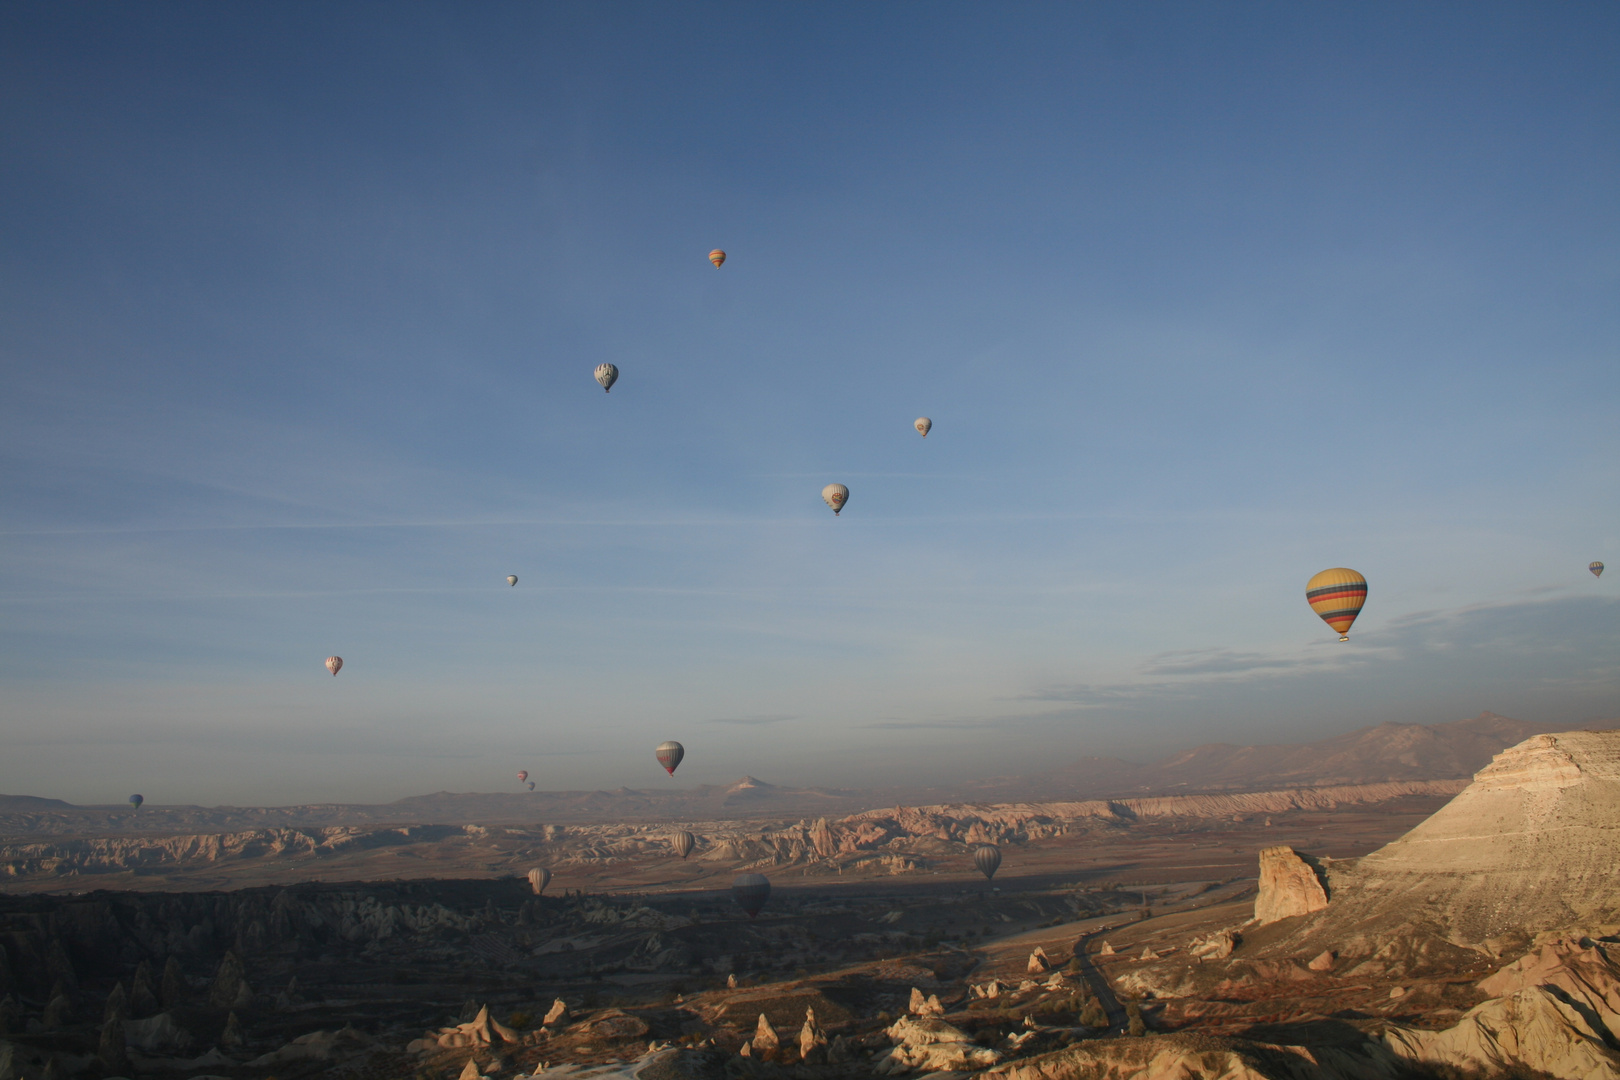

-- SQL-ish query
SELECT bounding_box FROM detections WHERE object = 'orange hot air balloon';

[708,249,726,268]
[1306,568,1367,642]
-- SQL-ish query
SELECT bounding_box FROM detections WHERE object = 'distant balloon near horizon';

[708,249,726,268]
[822,483,848,515]
[655,740,685,776]
[915,417,931,437]
[507,575,518,587]
[517,770,528,784]
[1592,562,1605,578]
[594,363,618,393]
[325,656,343,676]
[128,794,144,811]
[526,781,535,791]
[672,830,695,859]
[1306,568,1368,642]
[527,867,551,895]
[973,843,1000,881]
[732,872,771,917]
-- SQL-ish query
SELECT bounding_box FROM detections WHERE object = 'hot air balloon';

[1306,568,1368,642]
[594,363,619,393]
[325,656,343,676]
[527,867,551,896]
[672,830,696,859]
[507,575,518,587]
[732,873,771,917]
[973,844,1001,881]
[527,781,535,791]
[517,770,529,784]
[655,741,685,776]
[708,249,726,268]
[915,417,931,437]
[128,794,144,811]
[1592,562,1605,579]
[822,484,848,515]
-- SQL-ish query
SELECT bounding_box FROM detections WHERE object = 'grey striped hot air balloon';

[655,741,685,776]
[973,844,1001,881]
[527,867,551,895]
[594,363,619,393]
[672,830,696,859]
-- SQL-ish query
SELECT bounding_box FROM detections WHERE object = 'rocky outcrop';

[876,1016,1001,1074]
[1384,939,1620,1077]
[1272,731,1620,947]
[1254,847,1329,924]
[980,1033,1404,1080]
[750,1013,779,1055]
[0,779,1469,886]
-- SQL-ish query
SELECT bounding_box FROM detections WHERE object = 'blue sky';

[2,3,1617,806]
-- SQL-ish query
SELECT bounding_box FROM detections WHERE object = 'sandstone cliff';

[1273,731,1620,947]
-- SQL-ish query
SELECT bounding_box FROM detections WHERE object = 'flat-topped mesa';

[1286,731,1620,945]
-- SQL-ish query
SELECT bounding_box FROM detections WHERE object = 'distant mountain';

[0,712,1592,838]
[0,795,76,811]
[958,712,1568,800]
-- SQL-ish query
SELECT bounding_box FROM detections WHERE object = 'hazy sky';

[3,3,1618,806]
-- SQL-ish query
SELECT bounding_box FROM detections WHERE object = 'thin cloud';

[705,714,798,726]
[1141,649,1305,676]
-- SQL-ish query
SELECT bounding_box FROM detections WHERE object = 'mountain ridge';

[0,712,1579,836]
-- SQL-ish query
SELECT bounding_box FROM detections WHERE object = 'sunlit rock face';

[1253,846,1329,925]
[1315,731,1620,944]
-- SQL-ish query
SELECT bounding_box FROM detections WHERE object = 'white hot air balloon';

[915,417,931,437]
[822,483,848,515]
[325,656,343,676]
[527,867,552,895]
[506,575,518,587]
[594,363,619,393]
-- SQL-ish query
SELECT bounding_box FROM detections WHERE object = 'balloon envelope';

[915,417,931,437]
[527,781,535,791]
[128,794,144,810]
[822,483,849,515]
[594,363,619,393]
[672,830,696,859]
[973,844,1001,881]
[517,770,529,783]
[655,740,685,775]
[527,867,551,895]
[1306,568,1368,641]
[708,249,726,268]
[732,873,771,917]
[325,656,343,676]
[507,575,518,587]
[1592,562,1605,578]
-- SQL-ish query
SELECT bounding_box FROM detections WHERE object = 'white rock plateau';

[1312,731,1620,944]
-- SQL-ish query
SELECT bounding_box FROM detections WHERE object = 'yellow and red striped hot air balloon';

[708,249,726,268]
[1306,568,1367,642]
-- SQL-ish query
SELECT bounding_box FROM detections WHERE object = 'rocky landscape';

[5,719,1620,1079]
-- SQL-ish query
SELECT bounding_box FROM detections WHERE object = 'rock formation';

[1279,732,1620,946]
[750,1013,779,1055]
[1253,846,1328,924]
[1383,940,1620,1076]
[876,1016,1001,1074]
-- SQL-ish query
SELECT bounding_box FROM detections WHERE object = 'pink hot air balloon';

[325,656,343,677]
[517,770,529,784]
